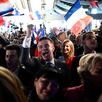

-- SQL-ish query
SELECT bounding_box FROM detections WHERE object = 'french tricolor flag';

[64,0,93,36]
[0,0,14,16]
[32,31,39,44]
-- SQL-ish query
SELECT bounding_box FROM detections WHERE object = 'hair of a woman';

[62,39,75,60]
[90,53,102,72]
[0,66,27,102]
[77,54,95,84]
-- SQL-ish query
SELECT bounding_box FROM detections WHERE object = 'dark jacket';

[20,48,70,87]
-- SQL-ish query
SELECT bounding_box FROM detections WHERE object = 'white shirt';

[22,36,31,48]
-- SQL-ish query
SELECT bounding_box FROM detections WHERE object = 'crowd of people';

[0,23,102,102]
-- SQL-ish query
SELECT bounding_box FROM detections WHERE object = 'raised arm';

[20,24,34,66]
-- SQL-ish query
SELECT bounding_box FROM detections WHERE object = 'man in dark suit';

[20,24,69,87]
[5,44,33,96]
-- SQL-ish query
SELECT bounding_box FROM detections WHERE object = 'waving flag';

[0,16,5,26]
[32,32,39,44]
[0,0,14,16]
[64,0,93,36]
[0,0,10,11]
[14,8,20,16]
[32,26,39,44]
[0,7,14,16]
[37,24,46,39]
[39,28,45,38]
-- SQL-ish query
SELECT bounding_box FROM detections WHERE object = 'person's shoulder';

[74,55,83,62]
[55,59,66,64]
[63,85,85,102]
[55,59,67,68]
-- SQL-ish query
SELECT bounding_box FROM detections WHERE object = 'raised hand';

[26,24,34,38]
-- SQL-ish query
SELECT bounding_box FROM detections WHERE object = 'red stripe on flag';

[0,0,9,3]
[88,0,99,7]
[0,16,5,26]
[71,20,82,36]
[71,15,93,36]
[34,48,41,57]
[35,35,39,43]
[80,16,93,27]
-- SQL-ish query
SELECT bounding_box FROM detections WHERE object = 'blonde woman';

[64,53,102,102]
[62,39,81,86]
[0,66,27,102]
[62,39,75,64]
[78,53,102,102]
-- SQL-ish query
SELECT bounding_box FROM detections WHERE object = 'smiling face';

[63,42,73,56]
[34,77,59,101]
[37,39,55,61]
[62,39,74,59]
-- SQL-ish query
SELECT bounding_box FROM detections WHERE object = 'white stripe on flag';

[66,7,89,29]
[0,1,11,12]
[33,32,37,38]
[71,15,93,36]
[64,0,93,35]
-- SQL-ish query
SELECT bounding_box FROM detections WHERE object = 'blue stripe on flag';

[64,0,81,21]
[32,32,36,44]
[0,7,14,16]
[40,29,45,37]
[32,31,38,44]
[14,8,20,16]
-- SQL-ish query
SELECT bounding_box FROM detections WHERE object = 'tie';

[46,62,54,67]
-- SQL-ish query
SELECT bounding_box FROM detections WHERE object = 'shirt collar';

[50,58,55,65]
[46,58,55,65]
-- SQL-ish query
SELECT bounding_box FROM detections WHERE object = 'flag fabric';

[64,0,81,21]
[39,28,45,38]
[37,24,46,39]
[0,7,14,16]
[84,22,92,32]
[88,0,99,8]
[14,8,20,16]
[0,0,14,16]
[71,15,93,36]
[0,0,9,3]
[31,26,40,57]
[64,0,93,36]
[2,8,20,16]
[0,16,5,26]
[0,0,11,12]
[32,31,39,44]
